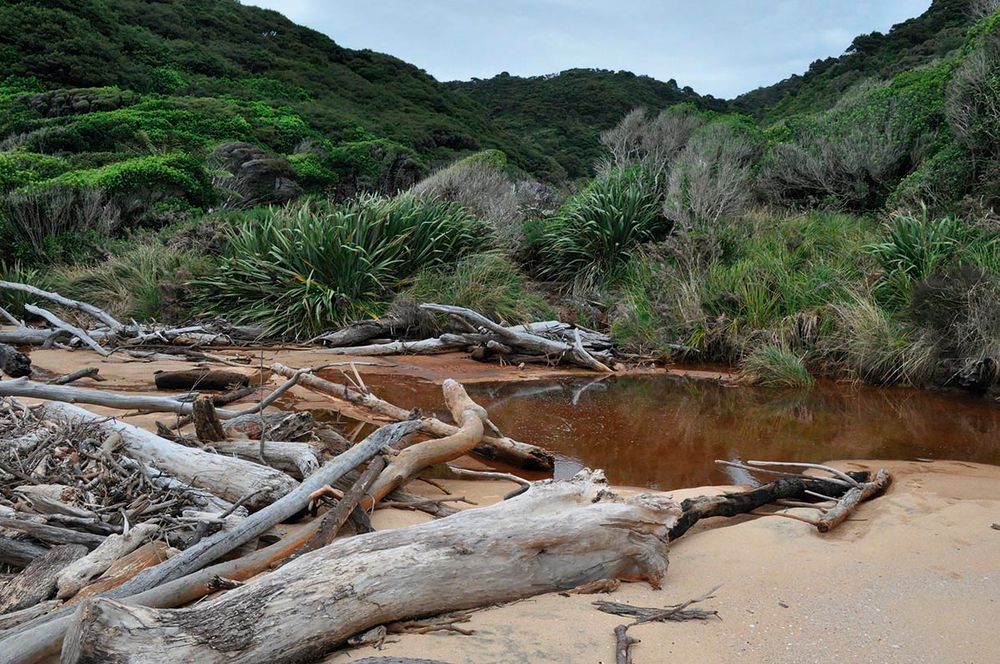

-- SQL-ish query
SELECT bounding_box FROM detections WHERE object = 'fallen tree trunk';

[60,472,679,664]
[211,440,320,478]
[0,343,31,378]
[271,363,554,472]
[816,469,892,532]
[0,544,87,613]
[36,401,298,510]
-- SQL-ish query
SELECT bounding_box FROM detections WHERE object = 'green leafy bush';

[534,168,668,285]
[195,195,486,336]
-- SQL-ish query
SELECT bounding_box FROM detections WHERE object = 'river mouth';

[361,372,1000,489]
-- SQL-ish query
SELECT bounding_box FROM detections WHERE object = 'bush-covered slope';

[450,69,726,178]
[0,0,559,172]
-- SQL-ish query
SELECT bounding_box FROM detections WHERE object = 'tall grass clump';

[828,294,938,385]
[195,195,486,336]
[404,251,553,326]
[534,168,668,286]
[50,243,214,322]
[868,211,967,307]
[739,344,814,388]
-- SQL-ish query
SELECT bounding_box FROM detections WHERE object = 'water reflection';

[364,374,1000,489]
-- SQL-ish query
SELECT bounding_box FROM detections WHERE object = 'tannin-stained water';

[359,373,1000,489]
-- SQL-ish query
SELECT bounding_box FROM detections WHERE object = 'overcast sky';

[244,0,931,98]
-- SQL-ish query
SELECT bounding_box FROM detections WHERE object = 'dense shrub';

[663,118,762,245]
[1,185,119,259]
[411,155,521,251]
[533,168,668,285]
[50,243,214,322]
[195,195,486,336]
[599,105,705,185]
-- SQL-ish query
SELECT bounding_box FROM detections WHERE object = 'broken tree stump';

[192,395,227,443]
[0,343,30,378]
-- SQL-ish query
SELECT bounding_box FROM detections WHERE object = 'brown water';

[361,373,1000,489]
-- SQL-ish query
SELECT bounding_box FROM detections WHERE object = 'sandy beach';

[12,347,1000,664]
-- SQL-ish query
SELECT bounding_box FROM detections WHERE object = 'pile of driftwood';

[314,304,617,372]
[0,279,618,375]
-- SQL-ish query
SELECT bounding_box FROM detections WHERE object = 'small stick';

[48,368,104,385]
[614,624,638,664]
[745,460,862,488]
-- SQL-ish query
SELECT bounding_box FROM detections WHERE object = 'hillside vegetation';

[2,0,999,394]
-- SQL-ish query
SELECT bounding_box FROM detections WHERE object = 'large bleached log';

[0,281,123,331]
[61,472,680,664]
[271,363,555,471]
[36,401,298,510]
[0,343,31,378]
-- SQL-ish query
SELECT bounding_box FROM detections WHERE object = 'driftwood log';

[0,421,421,663]
[0,536,49,568]
[271,363,554,471]
[0,544,87,613]
[0,280,123,331]
[60,472,679,663]
[153,369,250,392]
[421,304,613,372]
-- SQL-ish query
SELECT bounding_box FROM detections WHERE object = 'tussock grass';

[739,344,814,388]
[404,251,553,327]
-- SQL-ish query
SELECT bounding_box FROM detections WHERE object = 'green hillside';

[450,69,726,178]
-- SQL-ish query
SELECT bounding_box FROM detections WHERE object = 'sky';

[244,0,932,99]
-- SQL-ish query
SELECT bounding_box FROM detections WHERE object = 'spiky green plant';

[535,168,668,285]
[195,195,485,336]
[739,344,815,388]
[868,211,967,308]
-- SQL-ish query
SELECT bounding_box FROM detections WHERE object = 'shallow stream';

[363,373,1000,489]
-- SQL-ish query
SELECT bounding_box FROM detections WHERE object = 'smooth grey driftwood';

[0,536,49,567]
[22,305,110,357]
[420,304,613,372]
[0,281,123,331]
[0,421,422,664]
[35,401,298,510]
[59,472,680,664]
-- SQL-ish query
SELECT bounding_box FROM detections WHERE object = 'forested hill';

[0,0,560,177]
[734,0,976,119]
[449,70,726,178]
